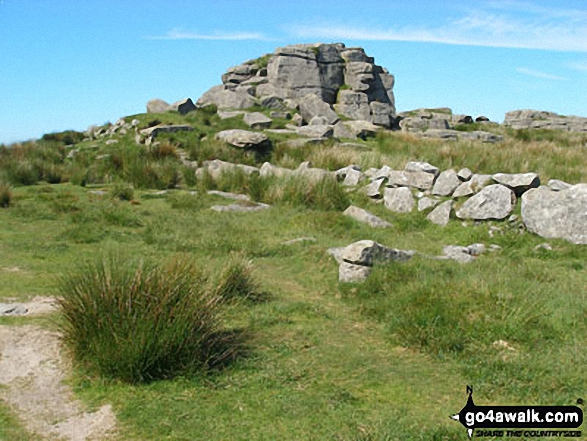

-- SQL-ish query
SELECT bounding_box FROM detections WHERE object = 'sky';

[1,0,586,144]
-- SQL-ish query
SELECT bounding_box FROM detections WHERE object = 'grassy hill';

[1,107,586,440]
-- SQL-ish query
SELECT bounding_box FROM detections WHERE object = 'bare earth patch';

[0,325,117,440]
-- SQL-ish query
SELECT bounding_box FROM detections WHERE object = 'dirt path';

[0,323,117,440]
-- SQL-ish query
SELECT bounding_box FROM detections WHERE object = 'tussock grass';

[58,253,252,383]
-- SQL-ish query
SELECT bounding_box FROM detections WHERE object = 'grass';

[1,108,587,439]
[57,252,244,383]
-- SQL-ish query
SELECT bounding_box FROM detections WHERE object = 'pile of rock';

[397,108,502,143]
[196,43,397,131]
[504,109,587,133]
[329,240,491,282]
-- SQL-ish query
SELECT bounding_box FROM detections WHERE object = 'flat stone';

[338,240,414,266]
[0,304,28,316]
[387,170,435,190]
[211,202,270,213]
[343,205,392,228]
[215,129,270,149]
[547,179,572,192]
[492,172,540,196]
[296,125,334,138]
[243,112,273,129]
[207,190,250,201]
[404,161,440,177]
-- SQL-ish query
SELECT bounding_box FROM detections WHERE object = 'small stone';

[426,200,452,226]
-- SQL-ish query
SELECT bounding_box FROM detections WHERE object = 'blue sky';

[1,0,586,143]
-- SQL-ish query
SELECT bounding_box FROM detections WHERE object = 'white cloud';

[516,67,566,81]
[145,29,268,41]
[567,61,587,72]
[287,3,587,52]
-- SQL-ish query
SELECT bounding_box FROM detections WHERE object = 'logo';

[451,386,583,438]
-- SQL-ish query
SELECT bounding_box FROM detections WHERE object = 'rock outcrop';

[504,109,587,132]
[196,43,396,128]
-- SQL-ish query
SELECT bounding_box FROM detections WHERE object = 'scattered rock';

[243,112,273,129]
[383,187,414,213]
[534,243,553,251]
[339,262,372,283]
[457,168,473,181]
[432,169,461,196]
[169,98,197,115]
[492,172,540,196]
[387,170,435,190]
[215,129,270,149]
[404,161,440,177]
[364,178,386,199]
[218,110,246,120]
[418,197,439,212]
[426,200,452,226]
[338,240,414,266]
[343,205,392,228]
[456,185,516,220]
[146,98,170,113]
[207,190,250,201]
[211,202,270,213]
[522,185,587,244]
[453,174,493,198]
[547,179,572,192]
[297,124,334,139]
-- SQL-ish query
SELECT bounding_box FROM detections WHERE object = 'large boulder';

[146,99,170,114]
[521,185,587,244]
[215,129,270,149]
[456,184,516,220]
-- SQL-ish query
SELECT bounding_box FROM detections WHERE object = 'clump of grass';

[110,182,134,201]
[0,182,12,207]
[211,253,259,302]
[269,175,350,211]
[57,254,230,383]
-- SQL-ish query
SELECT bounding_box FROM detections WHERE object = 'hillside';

[1,43,587,440]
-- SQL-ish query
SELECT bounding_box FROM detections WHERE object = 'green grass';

[1,110,587,439]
